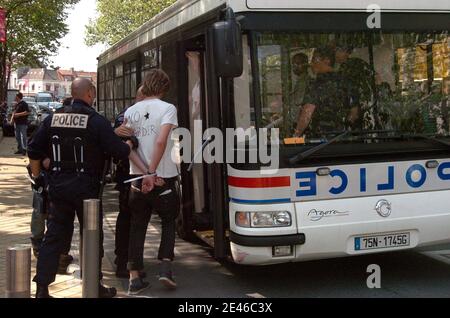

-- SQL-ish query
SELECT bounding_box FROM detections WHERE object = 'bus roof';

[97,0,449,67]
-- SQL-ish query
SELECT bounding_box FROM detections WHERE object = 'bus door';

[177,45,213,243]
[187,50,210,221]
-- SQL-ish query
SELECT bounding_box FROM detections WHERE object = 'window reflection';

[256,31,450,144]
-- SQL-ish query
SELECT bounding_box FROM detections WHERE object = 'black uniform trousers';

[33,190,104,286]
[114,184,131,270]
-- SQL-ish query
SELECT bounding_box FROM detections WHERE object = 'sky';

[50,0,107,72]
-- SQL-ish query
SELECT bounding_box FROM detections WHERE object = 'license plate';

[355,232,410,251]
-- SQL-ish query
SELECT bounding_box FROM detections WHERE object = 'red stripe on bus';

[228,176,291,188]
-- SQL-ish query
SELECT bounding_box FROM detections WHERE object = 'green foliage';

[0,0,79,68]
[85,0,176,47]
[0,0,79,99]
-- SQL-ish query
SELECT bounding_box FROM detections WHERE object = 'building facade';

[10,67,97,100]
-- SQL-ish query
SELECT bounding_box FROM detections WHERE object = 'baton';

[25,174,35,185]
[123,175,146,184]
[25,174,44,194]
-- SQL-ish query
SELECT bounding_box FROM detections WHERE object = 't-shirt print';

[125,99,178,178]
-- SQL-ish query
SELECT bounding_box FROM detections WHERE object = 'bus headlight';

[235,211,292,228]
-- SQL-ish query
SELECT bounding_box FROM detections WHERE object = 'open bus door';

[176,36,228,258]
[177,41,212,238]
[176,10,243,260]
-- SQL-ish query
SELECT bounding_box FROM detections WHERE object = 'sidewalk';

[0,136,127,298]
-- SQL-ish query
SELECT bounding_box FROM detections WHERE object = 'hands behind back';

[141,175,166,194]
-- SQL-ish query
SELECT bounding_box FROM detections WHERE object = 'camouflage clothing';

[302,72,352,136]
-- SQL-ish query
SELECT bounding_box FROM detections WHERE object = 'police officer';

[28,78,137,298]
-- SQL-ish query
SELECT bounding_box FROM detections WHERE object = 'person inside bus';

[442,77,450,133]
[125,69,180,295]
[421,81,449,135]
[294,47,353,138]
[335,45,374,130]
[266,52,311,136]
[285,52,311,134]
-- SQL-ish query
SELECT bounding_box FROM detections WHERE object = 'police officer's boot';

[99,285,117,298]
[36,284,53,298]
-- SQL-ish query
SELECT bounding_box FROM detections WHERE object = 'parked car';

[24,97,38,113]
[2,105,16,136]
[1,89,17,131]
[27,106,40,135]
[48,102,63,112]
[2,104,41,137]
[36,92,53,109]
[23,96,36,104]
[39,105,53,122]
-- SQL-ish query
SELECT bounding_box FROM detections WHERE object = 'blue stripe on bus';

[230,198,291,204]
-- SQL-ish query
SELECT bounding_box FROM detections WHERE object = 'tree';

[0,0,79,100]
[85,0,176,47]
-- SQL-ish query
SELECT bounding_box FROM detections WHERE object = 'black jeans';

[127,178,179,271]
[114,184,131,270]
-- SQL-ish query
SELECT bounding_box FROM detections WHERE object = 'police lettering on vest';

[51,114,89,129]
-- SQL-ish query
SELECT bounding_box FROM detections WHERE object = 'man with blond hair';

[124,69,179,295]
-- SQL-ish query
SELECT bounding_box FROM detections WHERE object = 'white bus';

[98,0,450,265]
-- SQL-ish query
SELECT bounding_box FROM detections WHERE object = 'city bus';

[97,0,450,265]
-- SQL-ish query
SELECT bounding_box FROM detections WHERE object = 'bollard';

[82,199,100,298]
[6,245,31,298]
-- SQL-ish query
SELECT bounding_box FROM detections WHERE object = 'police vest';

[48,105,98,175]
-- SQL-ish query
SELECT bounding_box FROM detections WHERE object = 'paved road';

[127,229,450,298]
[1,135,450,298]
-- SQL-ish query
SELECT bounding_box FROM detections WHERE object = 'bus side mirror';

[212,8,243,78]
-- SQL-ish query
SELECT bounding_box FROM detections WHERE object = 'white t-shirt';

[124,98,178,178]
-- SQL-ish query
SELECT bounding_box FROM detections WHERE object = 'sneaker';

[14,150,23,155]
[159,261,177,290]
[128,278,150,296]
[99,285,117,298]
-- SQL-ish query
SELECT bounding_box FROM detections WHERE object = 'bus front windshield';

[255,31,450,144]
